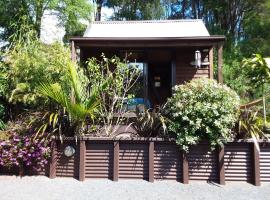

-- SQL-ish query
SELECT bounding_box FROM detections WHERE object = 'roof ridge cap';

[90,19,203,25]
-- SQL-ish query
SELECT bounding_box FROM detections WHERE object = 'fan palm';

[38,63,111,136]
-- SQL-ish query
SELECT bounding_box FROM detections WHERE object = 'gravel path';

[0,176,270,200]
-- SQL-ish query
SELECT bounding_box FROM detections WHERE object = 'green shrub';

[167,78,240,151]
[3,31,70,106]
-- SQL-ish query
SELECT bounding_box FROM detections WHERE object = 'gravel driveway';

[0,176,269,200]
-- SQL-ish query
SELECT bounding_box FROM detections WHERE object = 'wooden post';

[79,140,86,181]
[252,143,261,186]
[217,146,225,185]
[209,47,214,79]
[171,51,176,88]
[49,140,57,179]
[182,151,189,184]
[71,40,76,62]
[149,141,154,183]
[113,141,119,181]
[217,44,223,84]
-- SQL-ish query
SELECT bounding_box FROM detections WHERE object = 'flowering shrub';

[0,132,51,172]
[167,78,240,151]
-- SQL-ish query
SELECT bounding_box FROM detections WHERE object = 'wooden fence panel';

[154,142,182,181]
[55,141,79,178]
[119,142,149,179]
[11,138,269,186]
[260,143,270,182]
[224,143,252,182]
[188,144,218,181]
[85,141,113,179]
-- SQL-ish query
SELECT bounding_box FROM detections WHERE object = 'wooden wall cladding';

[154,142,182,181]
[260,144,270,182]
[119,142,149,179]
[85,141,113,179]
[175,49,210,84]
[188,144,218,182]
[55,141,79,178]
[224,143,252,182]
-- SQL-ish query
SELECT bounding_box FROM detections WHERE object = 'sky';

[40,8,114,44]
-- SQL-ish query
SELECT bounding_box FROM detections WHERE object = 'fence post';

[182,151,189,184]
[49,140,57,179]
[252,142,261,186]
[217,146,225,185]
[79,140,86,181]
[113,141,119,181]
[149,141,154,182]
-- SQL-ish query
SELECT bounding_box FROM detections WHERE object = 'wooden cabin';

[70,20,225,107]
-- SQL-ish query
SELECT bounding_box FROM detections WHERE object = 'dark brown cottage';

[70,20,225,107]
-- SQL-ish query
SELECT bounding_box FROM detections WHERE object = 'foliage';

[86,55,141,136]
[242,54,270,126]
[38,62,111,137]
[131,105,167,137]
[0,104,5,131]
[3,29,71,106]
[167,78,240,151]
[106,0,164,20]
[242,54,270,87]
[0,64,8,98]
[0,60,8,130]
[237,109,267,151]
[2,112,45,135]
[0,0,92,41]
[0,132,50,171]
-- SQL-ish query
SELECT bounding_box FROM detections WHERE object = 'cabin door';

[148,62,172,107]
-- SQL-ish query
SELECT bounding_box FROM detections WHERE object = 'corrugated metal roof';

[83,20,210,38]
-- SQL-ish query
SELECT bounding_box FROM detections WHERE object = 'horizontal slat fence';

[260,143,270,182]
[119,142,149,179]
[55,141,79,178]
[188,144,218,182]
[154,142,182,181]
[85,141,113,179]
[7,138,268,186]
[224,143,252,182]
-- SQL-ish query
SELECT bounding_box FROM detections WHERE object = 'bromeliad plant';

[167,78,240,151]
[237,109,267,151]
[37,62,111,138]
[131,105,167,137]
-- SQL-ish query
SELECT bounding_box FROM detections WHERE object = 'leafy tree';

[86,55,141,136]
[92,0,106,21]
[2,24,71,106]
[243,54,270,126]
[106,0,164,20]
[0,0,92,42]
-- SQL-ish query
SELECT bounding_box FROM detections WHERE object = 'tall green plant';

[243,54,270,126]
[86,55,141,136]
[3,23,71,106]
[38,62,111,137]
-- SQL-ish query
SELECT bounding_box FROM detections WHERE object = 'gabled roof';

[83,20,210,38]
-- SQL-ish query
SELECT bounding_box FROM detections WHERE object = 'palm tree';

[38,62,111,137]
